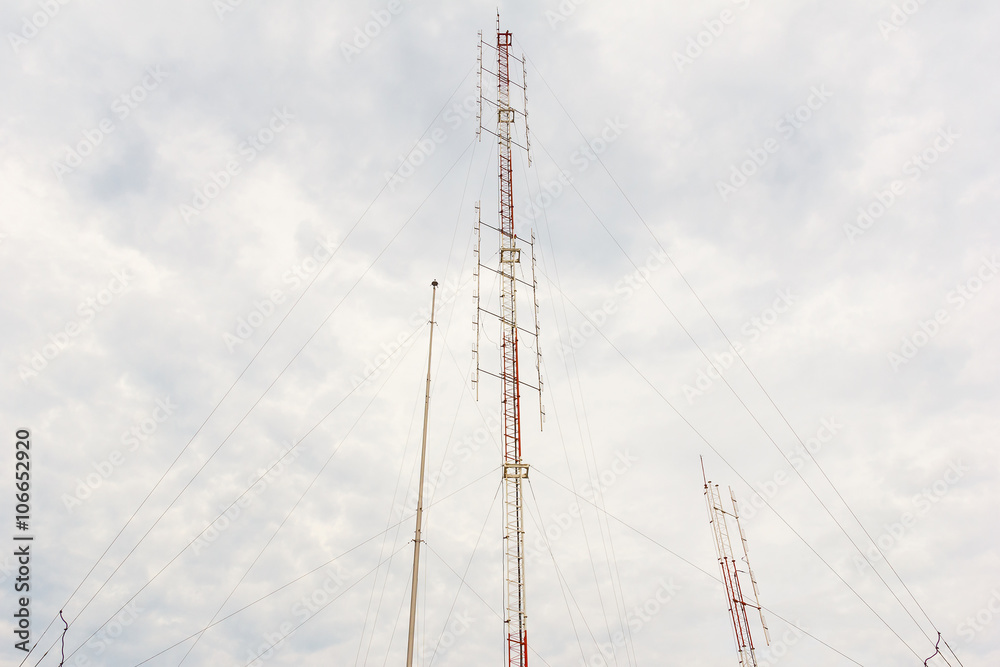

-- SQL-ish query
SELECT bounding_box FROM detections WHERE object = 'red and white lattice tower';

[702,459,770,667]
[473,15,542,667]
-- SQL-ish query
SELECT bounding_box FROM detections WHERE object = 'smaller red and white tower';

[703,458,770,666]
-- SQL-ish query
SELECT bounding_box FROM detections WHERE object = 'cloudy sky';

[2,0,998,665]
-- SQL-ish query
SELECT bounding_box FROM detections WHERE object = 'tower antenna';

[702,457,770,666]
[472,15,541,667]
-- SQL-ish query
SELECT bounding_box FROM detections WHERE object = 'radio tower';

[702,458,770,667]
[473,15,542,667]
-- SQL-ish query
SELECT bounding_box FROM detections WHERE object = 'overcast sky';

[2,1,998,666]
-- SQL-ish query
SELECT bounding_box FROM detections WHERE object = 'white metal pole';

[405,279,438,667]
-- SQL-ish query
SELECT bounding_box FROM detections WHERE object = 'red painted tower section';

[496,24,529,667]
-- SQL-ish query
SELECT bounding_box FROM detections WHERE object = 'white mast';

[405,279,439,667]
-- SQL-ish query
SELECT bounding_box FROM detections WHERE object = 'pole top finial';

[431,279,438,287]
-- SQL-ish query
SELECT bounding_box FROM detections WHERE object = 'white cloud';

[0,0,997,665]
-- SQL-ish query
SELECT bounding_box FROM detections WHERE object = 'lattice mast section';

[702,459,770,667]
[471,16,541,667]
[497,23,528,667]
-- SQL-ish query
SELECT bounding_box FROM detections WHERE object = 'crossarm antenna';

[476,31,483,141]
[472,202,482,400]
[530,229,544,429]
[731,487,770,646]
[702,457,769,667]
[522,54,531,165]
